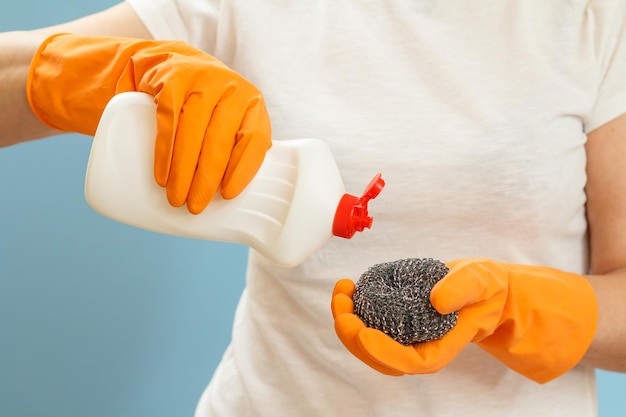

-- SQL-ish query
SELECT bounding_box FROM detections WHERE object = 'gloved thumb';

[431,259,507,314]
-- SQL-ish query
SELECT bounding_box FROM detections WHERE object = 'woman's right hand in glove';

[27,33,272,214]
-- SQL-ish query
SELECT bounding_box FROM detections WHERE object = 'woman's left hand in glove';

[331,258,598,383]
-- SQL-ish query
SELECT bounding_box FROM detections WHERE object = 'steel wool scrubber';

[352,258,458,346]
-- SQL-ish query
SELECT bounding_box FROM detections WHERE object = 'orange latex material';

[331,259,598,383]
[27,34,271,214]
[331,279,404,376]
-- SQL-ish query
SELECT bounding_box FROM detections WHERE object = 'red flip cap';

[332,173,385,239]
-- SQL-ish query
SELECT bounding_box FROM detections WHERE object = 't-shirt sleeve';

[124,0,220,53]
[585,0,626,133]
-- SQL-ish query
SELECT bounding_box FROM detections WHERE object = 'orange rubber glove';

[332,258,598,383]
[27,33,271,214]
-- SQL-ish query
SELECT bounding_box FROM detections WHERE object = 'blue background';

[1,1,625,416]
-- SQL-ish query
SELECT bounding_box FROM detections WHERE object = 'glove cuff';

[480,267,598,384]
[26,33,138,136]
[26,33,70,133]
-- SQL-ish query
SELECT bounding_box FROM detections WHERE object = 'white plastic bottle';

[85,92,385,267]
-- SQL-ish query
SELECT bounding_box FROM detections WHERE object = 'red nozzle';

[332,173,385,239]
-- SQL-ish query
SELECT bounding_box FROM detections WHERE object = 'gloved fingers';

[331,293,354,319]
[170,89,234,213]
[331,279,404,375]
[186,85,269,213]
[152,91,185,189]
[357,313,476,374]
[432,258,508,314]
[332,278,356,298]
[331,279,356,318]
[334,314,404,376]
[220,96,272,200]
[356,328,437,374]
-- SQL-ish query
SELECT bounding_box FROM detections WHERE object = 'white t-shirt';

[124,1,626,416]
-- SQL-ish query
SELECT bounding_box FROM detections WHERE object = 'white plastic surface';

[85,92,347,267]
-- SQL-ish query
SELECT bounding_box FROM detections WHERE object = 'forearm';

[0,30,61,147]
[581,270,626,372]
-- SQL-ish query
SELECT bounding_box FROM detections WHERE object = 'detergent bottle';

[84,92,385,267]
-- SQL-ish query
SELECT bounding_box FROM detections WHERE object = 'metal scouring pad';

[352,258,458,346]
